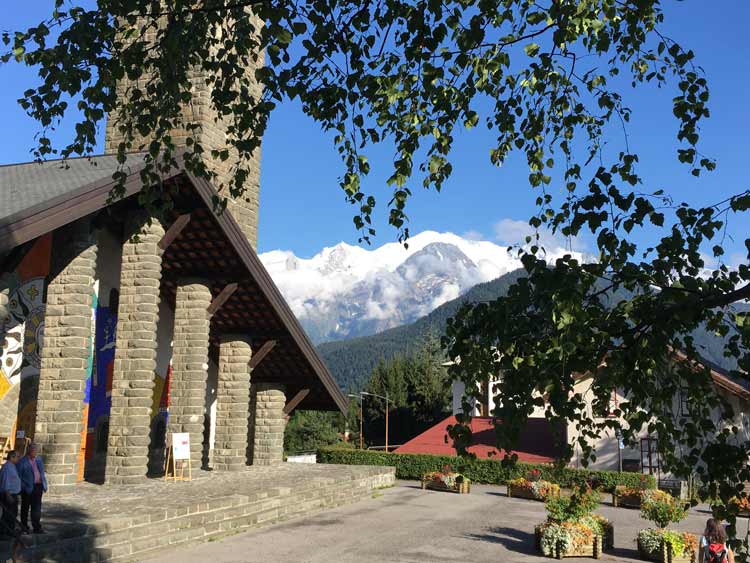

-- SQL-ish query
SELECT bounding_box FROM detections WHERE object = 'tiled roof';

[0,154,144,223]
[0,151,348,412]
[395,415,564,463]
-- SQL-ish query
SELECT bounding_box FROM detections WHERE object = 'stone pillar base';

[213,336,252,472]
[251,383,286,466]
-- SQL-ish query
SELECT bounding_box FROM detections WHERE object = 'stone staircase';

[0,464,395,563]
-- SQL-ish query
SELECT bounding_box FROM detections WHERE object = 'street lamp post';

[347,394,364,449]
[361,391,391,452]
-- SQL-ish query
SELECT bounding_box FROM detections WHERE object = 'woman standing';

[699,518,734,563]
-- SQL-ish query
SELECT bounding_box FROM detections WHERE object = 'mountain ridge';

[316,270,745,392]
[259,230,579,344]
[317,269,526,390]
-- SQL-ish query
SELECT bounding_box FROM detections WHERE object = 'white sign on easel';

[164,432,192,481]
[172,433,191,460]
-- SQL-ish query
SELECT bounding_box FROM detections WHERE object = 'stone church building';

[0,71,347,492]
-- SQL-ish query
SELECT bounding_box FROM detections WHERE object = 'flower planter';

[508,483,540,500]
[637,537,697,563]
[603,524,614,551]
[535,527,604,559]
[612,492,642,508]
[421,478,470,494]
[508,482,561,501]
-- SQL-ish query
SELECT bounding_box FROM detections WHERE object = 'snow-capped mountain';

[259,230,576,343]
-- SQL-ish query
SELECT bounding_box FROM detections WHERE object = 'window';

[679,386,690,416]
[640,436,660,475]
[606,389,619,418]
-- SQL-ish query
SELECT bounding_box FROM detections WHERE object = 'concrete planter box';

[421,478,471,494]
[637,537,697,563]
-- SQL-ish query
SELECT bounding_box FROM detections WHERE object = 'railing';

[366,445,403,452]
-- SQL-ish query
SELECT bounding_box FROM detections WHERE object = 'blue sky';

[2,2,749,259]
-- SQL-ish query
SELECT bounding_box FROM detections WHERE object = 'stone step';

[4,467,393,562]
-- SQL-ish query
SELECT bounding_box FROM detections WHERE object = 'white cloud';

[493,218,585,256]
[259,227,585,341]
[461,229,484,241]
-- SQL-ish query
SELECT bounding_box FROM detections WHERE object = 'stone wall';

[168,280,212,471]
[106,216,164,485]
[103,13,264,249]
[34,220,99,491]
[0,384,20,438]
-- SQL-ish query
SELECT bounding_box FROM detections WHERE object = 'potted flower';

[637,529,698,563]
[613,485,645,508]
[508,469,561,501]
[421,465,471,494]
[613,475,651,508]
[727,496,750,517]
[637,490,696,563]
[535,485,614,559]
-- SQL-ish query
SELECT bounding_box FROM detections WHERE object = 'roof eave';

[184,170,348,413]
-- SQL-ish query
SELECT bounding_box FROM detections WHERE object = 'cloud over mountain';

[260,229,580,343]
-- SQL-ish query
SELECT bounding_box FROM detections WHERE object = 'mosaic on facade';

[0,235,52,439]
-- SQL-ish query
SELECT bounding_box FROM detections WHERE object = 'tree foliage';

[284,410,345,454]
[318,270,526,391]
[6,0,750,554]
[359,333,450,445]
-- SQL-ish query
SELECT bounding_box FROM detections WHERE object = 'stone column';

[167,279,212,471]
[105,215,164,485]
[251,383,286,466]
[34,220,98,493]
[213,336,252,471]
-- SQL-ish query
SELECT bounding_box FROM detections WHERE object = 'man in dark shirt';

[17,444,47,534]
[0,451,21,537]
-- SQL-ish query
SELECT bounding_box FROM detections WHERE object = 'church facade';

[0,138,345,493]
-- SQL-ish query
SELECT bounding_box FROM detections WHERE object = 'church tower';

[104,17,263,249]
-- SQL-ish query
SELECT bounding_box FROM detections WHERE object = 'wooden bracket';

[248,340,277,371]
[207,283,238,315]
[283,389,310,415]
[158,213,191,251]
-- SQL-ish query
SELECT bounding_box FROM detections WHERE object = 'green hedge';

[317,447,656,493]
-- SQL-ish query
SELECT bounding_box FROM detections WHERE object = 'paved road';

[147,482,719,563]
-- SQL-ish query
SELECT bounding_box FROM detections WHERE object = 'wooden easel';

[164,433,192,481]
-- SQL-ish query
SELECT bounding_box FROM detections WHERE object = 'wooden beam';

[162,268,249,283]
[283,389,310,415]
[248,340,277,371]
[158,213,191,250]
[207,282,238,315]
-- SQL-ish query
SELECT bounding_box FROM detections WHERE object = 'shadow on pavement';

[0,503,104,563]
[607,546,641,561]
[463,526,536,554]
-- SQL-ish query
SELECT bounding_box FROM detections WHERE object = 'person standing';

[18,444,47,534]
[699,518,734,563]
[0,451,21,537]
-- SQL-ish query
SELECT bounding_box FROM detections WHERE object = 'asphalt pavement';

[146,481,719,563]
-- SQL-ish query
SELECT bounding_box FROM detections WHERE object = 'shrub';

[615,485,644,498]
[317,447,657,491]
[546,485,600,523]
[638,529,698,558]
[537,486,609,556]
[640,490,687,528]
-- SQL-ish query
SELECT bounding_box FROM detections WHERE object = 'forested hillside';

[317,269,526,390]
[318,268,747,391]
